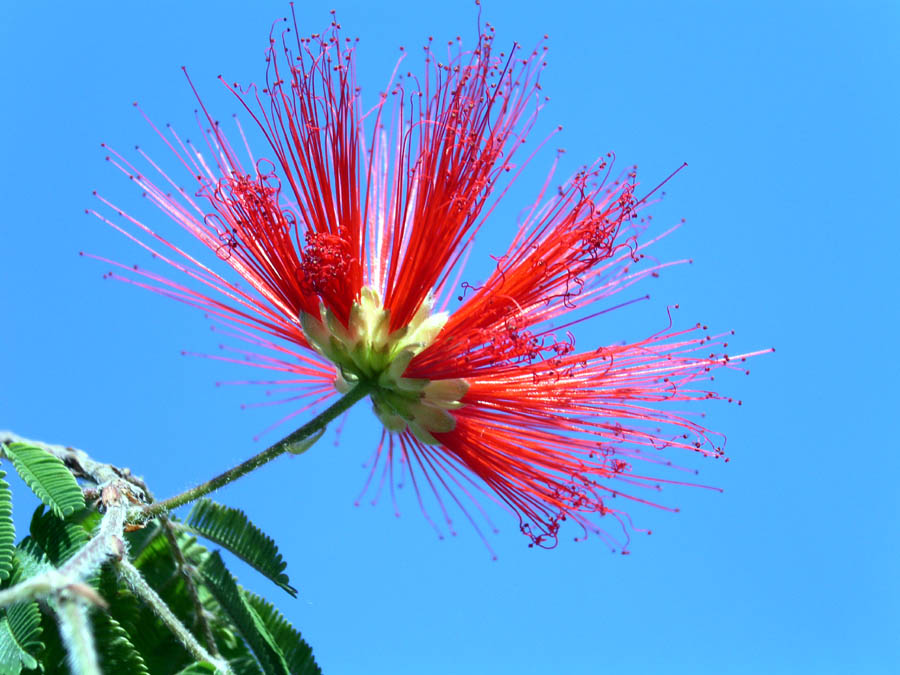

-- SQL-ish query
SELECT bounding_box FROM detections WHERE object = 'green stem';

[117,558,232,674]
[137,383,371,522]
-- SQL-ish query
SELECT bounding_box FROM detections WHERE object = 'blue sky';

[1,1,897,673]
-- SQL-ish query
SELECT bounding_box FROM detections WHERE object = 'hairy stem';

[137,384,371,521]
[0,481,133,611]
[117,558,232,674]
[56,599,101,675]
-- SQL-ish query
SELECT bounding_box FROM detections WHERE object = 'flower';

[90,10,765,554]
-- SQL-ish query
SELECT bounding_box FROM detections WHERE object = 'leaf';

[3,443,84,518]
[243,591,321,675]
[198,552,289,675]
[0,471,14,582]
[185,500,296,596]
[0,602,43,675]
[92,613,150,675]
[98,553,196,674]
[0,561,44,675]
[175,663,219,674]
[21,505,89,566]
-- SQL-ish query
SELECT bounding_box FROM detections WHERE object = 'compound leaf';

[92,613,150,675]
[243,591,320,675]
[21,506,89,566]
[3,443,84,518]
[0,562,44,675]
[185,500,295,597]
[198,552,289,675]
[0,471,13,582]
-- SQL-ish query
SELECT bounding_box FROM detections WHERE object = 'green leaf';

[92,613,150,675]
[3,443,85,518]
[185,500,296,597]
[175,663,219,674]
[244,591,321,675]
[0,471,14,582]
[97,554,196,674]
[198,552,289,675]
[21,505,90,566]
[0,561,44,675]
[0,602,43,675]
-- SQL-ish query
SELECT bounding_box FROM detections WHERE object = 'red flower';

[90,12,766,554]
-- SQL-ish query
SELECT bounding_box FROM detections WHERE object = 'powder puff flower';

[90,11,765,553]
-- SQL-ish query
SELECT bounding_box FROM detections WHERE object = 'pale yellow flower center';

[300,286,468,444]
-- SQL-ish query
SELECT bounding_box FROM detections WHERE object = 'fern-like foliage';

[184,500,296,597]
[0,471,14,582]
[3,482,321,674]
[0,560,44,675]
[2,443,84,518]
[20,506,89,567]
[199,552,291,675]
[0,603,42,675]
[92,613,150,675]
[244,591,321,675]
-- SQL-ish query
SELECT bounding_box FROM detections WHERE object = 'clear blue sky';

[1,1,897,673]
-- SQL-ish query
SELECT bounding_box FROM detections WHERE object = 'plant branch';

[0,480,135,610]
[136,383,371,521]
[0,430,150,501]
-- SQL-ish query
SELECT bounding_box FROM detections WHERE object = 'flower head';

[90,11,766,553]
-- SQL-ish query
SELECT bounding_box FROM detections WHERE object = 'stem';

[138,383,371,521]
[0,481,131,611]
[161,517,220,657]
[117,558,232,674]
[56,599,101,675]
